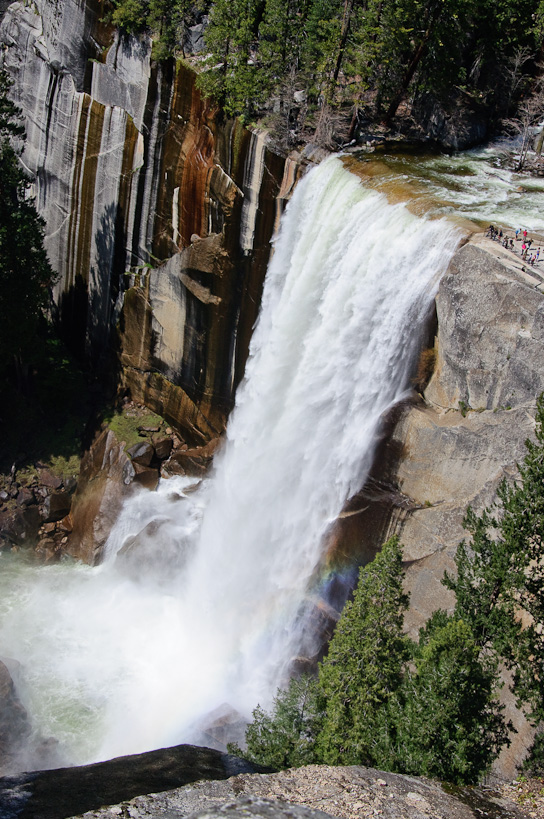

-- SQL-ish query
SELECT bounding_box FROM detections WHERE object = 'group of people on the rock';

[486,224,541,268]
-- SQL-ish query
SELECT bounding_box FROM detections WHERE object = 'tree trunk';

[331,0,356,89]
[382,0,442,125]
[383,32,430,125]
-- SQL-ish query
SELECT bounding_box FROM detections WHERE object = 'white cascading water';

[0,156,462,768]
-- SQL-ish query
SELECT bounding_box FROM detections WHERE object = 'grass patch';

[104,407,167,450]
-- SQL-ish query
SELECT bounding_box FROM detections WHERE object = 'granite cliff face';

[390,240,544,630]
[0,0,304,440]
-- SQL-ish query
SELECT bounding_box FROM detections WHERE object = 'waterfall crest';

[0,157,461,767]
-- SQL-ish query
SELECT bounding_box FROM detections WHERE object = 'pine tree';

[111,0,149,34]
[316,536,411,765]
[237,536,509,782]
[111,0,206,58]
[198,0,266,118]
[444,394,544,767]
[239,674,320,769]
[392,612,510,784]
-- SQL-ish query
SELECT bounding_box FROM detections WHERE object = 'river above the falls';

[344,142,544,231]
[0,146,543,774]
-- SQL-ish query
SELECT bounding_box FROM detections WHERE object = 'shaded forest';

[109,0,544,146]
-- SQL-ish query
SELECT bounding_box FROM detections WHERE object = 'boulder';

[126,441,154,466]
[184,19,208,53]
[0,743,267,819]
[190,704,249,753]
[410,92,488,150]
[37,470,63,490]
[132,463,160,490]
[153,436,173,461]
[0,659,30,773]
[57,514,73,533]
[165,451,208,477]
[115,510,190,581]
[35,537,60,563]
[42,492,72,523]
[163,437,223,478]
[67,429,135,565]
[16,488,35,508]
[0,507,41,548]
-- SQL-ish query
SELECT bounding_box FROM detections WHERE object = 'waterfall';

[0,156,461,769]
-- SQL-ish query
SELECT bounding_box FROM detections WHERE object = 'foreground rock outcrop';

[0,744,267,819]
[4,756,526,819]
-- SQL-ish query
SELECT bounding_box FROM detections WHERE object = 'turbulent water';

[1,155,465,769]
[350,142,544,231]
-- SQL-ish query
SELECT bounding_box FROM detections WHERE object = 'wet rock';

[35,537,60,563]
[161,457,186,478]
[0,743,267,819]
[1,507,41,547]
[192,704,248,753]
[0,659,30,774]
[115,516,189,580]
[126,441,154,466]
[166,451,208,477]
[57,515,73,533]
[132,463,160,490]
[68,428,135,565]
[153,436,173,461]
[42,492,72,523]
[291,599,340,671]
[164,437,223,478]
